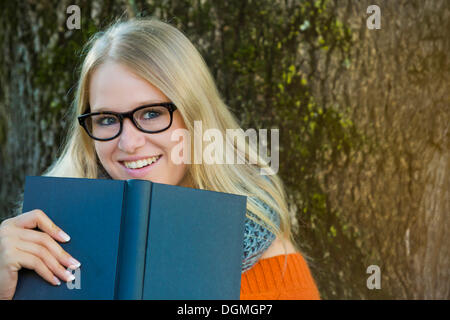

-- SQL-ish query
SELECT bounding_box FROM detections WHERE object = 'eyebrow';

[90,100,168,112]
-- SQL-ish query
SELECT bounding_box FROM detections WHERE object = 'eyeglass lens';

[85,105,172,140]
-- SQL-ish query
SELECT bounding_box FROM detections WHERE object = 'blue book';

[13,176,247,300]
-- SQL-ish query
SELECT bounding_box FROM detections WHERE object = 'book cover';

[13,176,246,300]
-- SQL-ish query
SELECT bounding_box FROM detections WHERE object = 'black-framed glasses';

[78,102,177,141]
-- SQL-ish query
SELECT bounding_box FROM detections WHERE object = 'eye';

[95,116,118,126]
[142,110,160,120]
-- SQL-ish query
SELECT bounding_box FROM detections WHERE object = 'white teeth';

[123,156,160,169]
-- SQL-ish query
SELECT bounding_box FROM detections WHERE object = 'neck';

[178,171,195,189]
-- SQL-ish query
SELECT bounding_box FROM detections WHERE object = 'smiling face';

[88,61,189,186]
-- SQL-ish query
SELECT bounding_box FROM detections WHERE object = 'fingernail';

[68,257,81,269]
[58,230,70,242]
[65,271,75,282]
[54,276,61,286]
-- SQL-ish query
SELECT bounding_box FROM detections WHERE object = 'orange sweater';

[240,253,320,300]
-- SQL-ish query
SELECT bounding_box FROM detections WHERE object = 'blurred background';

[0,0,448,299]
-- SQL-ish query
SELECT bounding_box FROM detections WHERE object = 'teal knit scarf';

[241,198,280,273]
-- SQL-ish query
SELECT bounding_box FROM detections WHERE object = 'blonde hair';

[44,17,297,251]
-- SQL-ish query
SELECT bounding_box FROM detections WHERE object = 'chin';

[150,175,179,186]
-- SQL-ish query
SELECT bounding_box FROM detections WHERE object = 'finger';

[14,248,61,286]
[13,210,70,243]
[15,241,75,283]
[18,229,81,269]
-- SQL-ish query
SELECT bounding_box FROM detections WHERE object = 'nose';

[118,118,146,153]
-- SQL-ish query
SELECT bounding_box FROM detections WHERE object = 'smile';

[122,155,162,169]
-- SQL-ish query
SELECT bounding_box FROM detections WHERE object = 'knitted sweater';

[240,252,320,300]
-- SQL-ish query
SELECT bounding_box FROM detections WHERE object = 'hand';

[0,209,81,300]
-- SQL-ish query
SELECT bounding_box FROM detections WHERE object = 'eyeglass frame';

[77,102,178,141]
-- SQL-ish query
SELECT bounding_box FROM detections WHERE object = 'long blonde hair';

[44,17,296,249]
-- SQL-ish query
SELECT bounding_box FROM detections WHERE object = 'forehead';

[88,61,168,112]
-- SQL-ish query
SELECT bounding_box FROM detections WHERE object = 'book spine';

[115,180,152,300]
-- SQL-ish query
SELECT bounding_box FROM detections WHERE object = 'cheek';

[167,158,189,186]
[159,129,189,182]
[94,141,115,167]
[159,133,184,167]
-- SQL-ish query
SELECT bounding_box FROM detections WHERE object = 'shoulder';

[260,235,297,260]
[240,239,321,300]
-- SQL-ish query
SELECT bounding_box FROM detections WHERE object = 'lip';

[119,155,162,179]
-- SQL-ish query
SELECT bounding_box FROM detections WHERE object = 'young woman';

[0,18,320,300]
